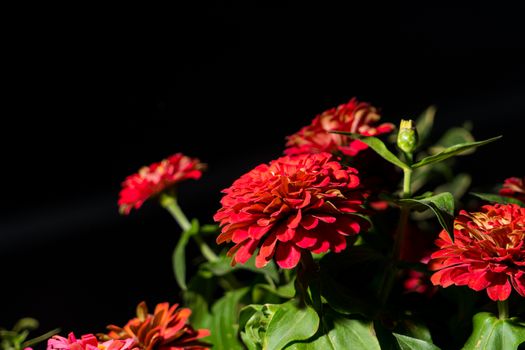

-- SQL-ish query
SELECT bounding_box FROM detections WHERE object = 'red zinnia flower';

[48,333,138,350]
[500,176,525,203]
[213,152,369,269]
[105,301,210,350]
[429,204,525,301]
[285,98,394,157]
[118,153,206,214]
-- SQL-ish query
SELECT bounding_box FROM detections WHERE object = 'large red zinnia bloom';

[500,177,525,203]
[285,98,394,157]
[429,204,525,301]
[213,152,369,269]
[104,301,210,350]
[118,153,205,214]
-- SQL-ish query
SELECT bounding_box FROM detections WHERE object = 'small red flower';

[500,176,525,203]
[214,152,369,269]
[105,301,210,350]
[47,333,138,350]
[429,204,525,301]
[285,98,394,157]
[118,153,205,214]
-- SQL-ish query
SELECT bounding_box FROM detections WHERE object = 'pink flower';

[285,98,394,157]
[118,153,206,214]
[214,152,369,269]
[47,333,137,350]
[429,204,525,301]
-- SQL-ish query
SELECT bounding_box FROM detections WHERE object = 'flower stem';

[160,193,219,262]
[498,299,509,319]
[379,167,412,305]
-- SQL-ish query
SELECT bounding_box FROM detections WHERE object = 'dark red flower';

[284,98,394,157]
[213,152,369,269]
[105,301,210,350]
[118,153,205,214]
[500,177,525,203]
[429,204,525,301]
[403,256,437,297]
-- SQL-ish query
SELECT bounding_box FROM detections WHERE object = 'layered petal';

[104,301,210,350]
[118,153,206,214]
[284,98,394,156]
[430,204,525,301]
[214,152,369,269]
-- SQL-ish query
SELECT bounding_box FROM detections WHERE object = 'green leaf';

[239,304,280,350]
[430,127,475,155]
[393,333,441,350]
[394,318,433,343]
[12,319,39,333]
[415,105,436,146]
[202,253,280,283]
[183,271,217,330]
[435,173,472,200]
[398,192,455,238]
[252,278,297,304]
[470,193,525,207]
[286,309,381,350]
[431,126,475,155]
[172,219,200,290]
[265,300,320,350]
[329,132,410,171]
[318,246,385,317]
[207,287,250,350]
[411,136,501,168]
[22,328,61,348]
[462,312,525,350]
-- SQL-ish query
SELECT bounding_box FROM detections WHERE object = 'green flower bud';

[397,119,418,154]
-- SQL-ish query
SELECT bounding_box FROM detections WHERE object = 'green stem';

[160,193,219,262]
[379,167,412,305]
[498,300,509,319]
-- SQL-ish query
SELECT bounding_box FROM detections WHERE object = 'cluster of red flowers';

[214,152,368,269]
[285,98,394,157]
[118,153,205,214]
[48,302,210,350]
[430,204,525,301]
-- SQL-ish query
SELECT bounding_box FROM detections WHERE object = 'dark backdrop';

[1,2,525,337]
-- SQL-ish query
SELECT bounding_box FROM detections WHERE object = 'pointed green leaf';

[265,300,320,350]
[286,309,381,350]
[207,288,250,350]
[411,136,501,168]
[430,127,475,155]
[415,105,436,146]
[329,131,410,171]
[172,219,200,290]
[393,333,441,350]
[470,193,525,207]
[398,192,455,238]
[22,328,61,348]
[463,312,525,350]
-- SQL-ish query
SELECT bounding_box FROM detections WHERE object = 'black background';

[1,1,525,340]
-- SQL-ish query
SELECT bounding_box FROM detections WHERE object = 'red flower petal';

[486,278,512,301]
[275,242,302,269]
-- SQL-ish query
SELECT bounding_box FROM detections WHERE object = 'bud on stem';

[397,119,419,158]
